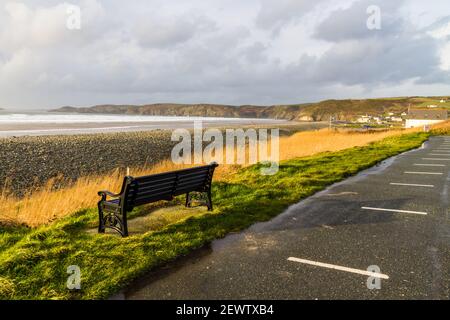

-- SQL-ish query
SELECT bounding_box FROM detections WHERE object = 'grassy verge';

[0,132,429,299]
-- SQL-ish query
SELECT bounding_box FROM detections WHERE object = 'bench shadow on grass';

[85,203,211,237]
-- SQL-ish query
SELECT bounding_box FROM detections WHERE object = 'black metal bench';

[97,162,218,237]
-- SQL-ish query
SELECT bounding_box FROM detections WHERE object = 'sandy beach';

[0,115,288,137]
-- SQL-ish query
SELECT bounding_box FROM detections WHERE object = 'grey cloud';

[314,0,405,42]
[134,15,216,49]
[256,0,324,32]
[308,36,441,86]
[307,0,448,88]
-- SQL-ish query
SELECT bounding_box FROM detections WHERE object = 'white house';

[405,109,448,128]
[372,116,382,124]
[356,115,371,123]
[441,100,446,103]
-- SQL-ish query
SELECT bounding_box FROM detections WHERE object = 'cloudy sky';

[0,0,449,109]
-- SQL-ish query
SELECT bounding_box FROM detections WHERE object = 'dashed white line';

[361,206,428,215]
[287,257,389,279]
[429,154,450,156]
[404,171,443,175]
[390,183,434,188]
[414,164,446,167]
[422,158,450,161]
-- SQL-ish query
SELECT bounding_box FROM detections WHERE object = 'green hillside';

[52,96,450,121]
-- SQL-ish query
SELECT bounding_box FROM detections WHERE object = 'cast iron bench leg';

[207,189,213,211]
[122,209,129,237]
[185,192,191,208]
[98,201,105,233]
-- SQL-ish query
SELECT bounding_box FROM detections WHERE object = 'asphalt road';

[124,136,450,300]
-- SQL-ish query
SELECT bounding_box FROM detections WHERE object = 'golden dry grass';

[279,128,415,160]
[0,126,426,227]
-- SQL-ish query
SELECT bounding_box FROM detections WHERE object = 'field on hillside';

[410,97,450,109]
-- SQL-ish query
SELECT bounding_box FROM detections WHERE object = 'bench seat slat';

[177,177,206,188]
[176,181,206,191]
[133,196,173,206]
[132,182,177,194]
[131,187,174,201]
[177,168,210,178]
[134,174,177,186]
[174,185,206,194]
[134,165,211,181]
[178,174,209,182]
[130,179,175,191]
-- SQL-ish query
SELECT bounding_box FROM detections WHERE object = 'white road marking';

[429,154,450,156]
[390,183,434,188]
[422,158,450,161]
[287,257,389,279]
[361,206,428,215]
[404,171,443,175]
[414,164,446,167]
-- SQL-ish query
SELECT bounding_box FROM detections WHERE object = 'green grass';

[0,132,431,300]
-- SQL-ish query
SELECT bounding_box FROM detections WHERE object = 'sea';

[0,110,285,137]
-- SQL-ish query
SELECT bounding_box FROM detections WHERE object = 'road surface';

[123,136,450,300]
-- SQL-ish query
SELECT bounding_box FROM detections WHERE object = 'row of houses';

[356,113,405,125]
[355,109,448,128]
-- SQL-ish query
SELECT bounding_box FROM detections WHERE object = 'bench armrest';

[98,190,121,198]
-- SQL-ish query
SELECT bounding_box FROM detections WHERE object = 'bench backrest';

[121,163,218,211]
